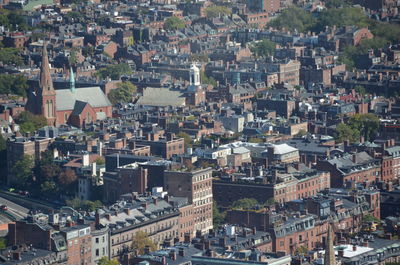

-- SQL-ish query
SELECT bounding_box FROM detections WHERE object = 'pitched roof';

[56,87,111,111]
[137,87,186,107]
[71,100,89,116]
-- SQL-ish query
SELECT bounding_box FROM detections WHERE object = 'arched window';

[49,100,54,117]
[46,100,50,117]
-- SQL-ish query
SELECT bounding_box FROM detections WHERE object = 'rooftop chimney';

[144,245,151,255]
[184,233,191,243]
[169,250,177,261]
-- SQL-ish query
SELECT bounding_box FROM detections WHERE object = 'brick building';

[134,134,185,159]
[213,169,330,206]
[7,137,53,185]
[164,168,213,234]
[257,98,296,118]
[60,224,92,265]
[316,152,381,188]
[97,195,180,259]
[103,163,148,203]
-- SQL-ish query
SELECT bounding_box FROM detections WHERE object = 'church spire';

[70,66,75,93]
[40,41,54,94]
[324,224,336,265]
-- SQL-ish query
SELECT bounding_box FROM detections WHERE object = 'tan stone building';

[164,168,213,234]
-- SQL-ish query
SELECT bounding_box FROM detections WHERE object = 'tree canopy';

[204,5,231,18]
[0,48,24,66]
[177,132,192,149]
[349,113,380,142]
[0,74,28,97]
[163,16,185,31]
[0,10,28,31]
[231,198,258,210]
[334,123,360,143]
[15,111,48,134]
[66,198,103,211]
[12,155,34,188]
[96,63,133,80]
[108,82,136,104]
[97,257,119,265]
[335,114,380,143]
[131,231,157,255]
[267,6,315,33]
[200,70,217,87]
[213,200,226,228]
[250,39,276,57]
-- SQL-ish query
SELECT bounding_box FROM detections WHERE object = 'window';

[95,237,99,243]
[96,249,99,256]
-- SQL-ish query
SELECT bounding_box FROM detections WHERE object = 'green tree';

[97,257,119,265]
[97,63,133,80]
[267,6,315,33]
[82,46,95,57]
[0,237,6,250]
[232,198,258,210]
[348,113,380,142]
[12,155,34,188]
[189,54,209,62]
[324,0,350,8]
[213,200,226,228]
[0,74,28,97]
[250,39,276,57]
[204,5,231,18]
[248,137,263,143]
[66,198,103,211]
[95,157,105,165]
[362,214,380,224]
[295,129,308,137]
[131,231,157,255]
[313,7,369,33]
[354,85,366,96]
[200,71,217,86]
[108,82,137,104]
[40,180,58,196]
[264,198,275,206]
[16,112,48,134]
[163,16,185,30]
[334,123,360,143]
[0,10,28,31]
[0,48,24,66]
[177,132,192,148]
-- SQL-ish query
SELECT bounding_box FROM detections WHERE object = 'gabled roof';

[56,87,111,111]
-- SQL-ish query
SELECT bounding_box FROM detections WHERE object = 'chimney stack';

[169,250,177,261]
[144,245,151,254]
[184,233,191,243]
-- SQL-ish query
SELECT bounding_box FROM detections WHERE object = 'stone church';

[26,43,112,128]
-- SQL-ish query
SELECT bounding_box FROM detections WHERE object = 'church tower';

[324,224,336,265]
[190,63,200,86]
[38,42,57,126]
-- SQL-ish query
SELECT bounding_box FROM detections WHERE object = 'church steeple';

[38,41,57,126]
[324,224,336,265]
[70,66,75,93]
[39,41,54,94]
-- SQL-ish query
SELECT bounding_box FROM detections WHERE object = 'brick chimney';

[169,250,177,261]
[124,208,131,215]
[144,245,151,254]
[184,233,191,243]
[105,214,111,221]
